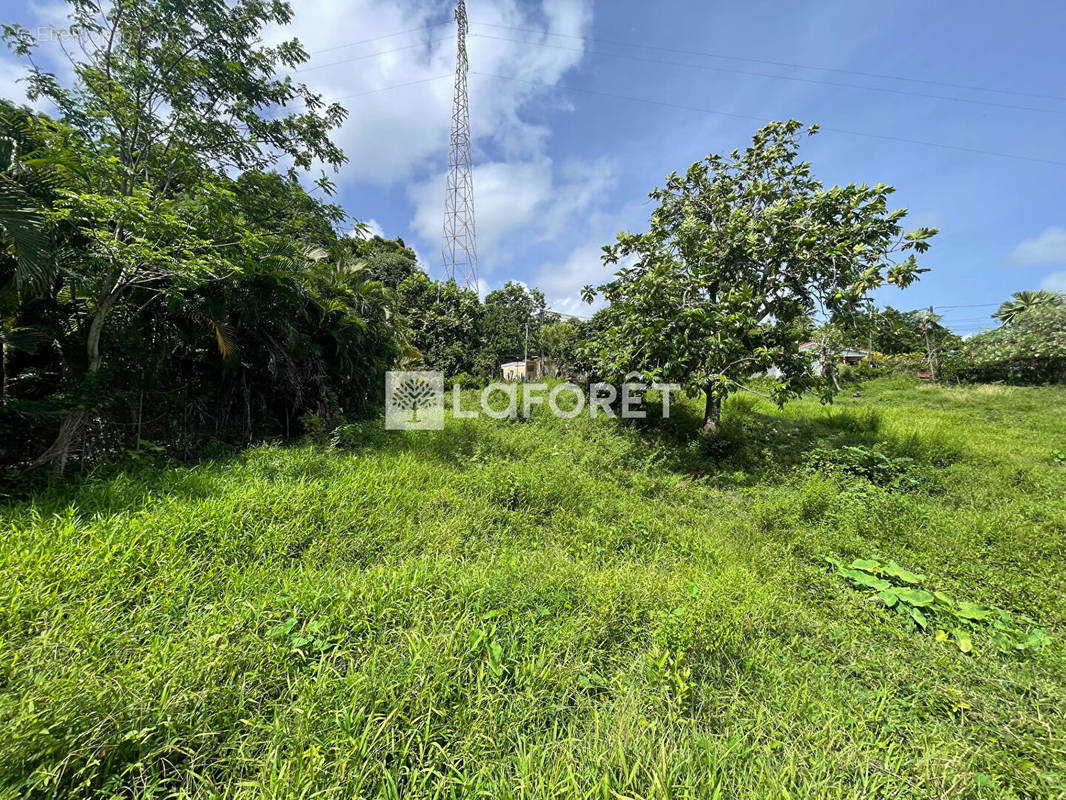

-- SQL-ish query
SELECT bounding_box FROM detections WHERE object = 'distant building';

[764,343,870,378]
[500,356,558,381]
[799,342,870,376]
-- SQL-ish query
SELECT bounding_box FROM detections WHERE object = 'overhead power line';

[469,21,1066,104]
[326,74,452,104]
[472,71,1066,168]
[470,32,1066,118]
[307,22,455,56]
[296,38,453,73]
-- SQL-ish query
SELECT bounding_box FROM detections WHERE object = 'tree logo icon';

[394,376,435,422]
[385,371,444,430]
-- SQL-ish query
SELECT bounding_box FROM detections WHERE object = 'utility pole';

[923,304,937,381]
[523,320,529,380]
[440,0,478,291]
[867,304,874,365]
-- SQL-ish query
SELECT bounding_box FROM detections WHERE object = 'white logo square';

[385,371,444,430]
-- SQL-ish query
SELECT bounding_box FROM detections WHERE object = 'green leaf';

[955,602,992,621]
[876,588,898,607]
[952,628,973,653]
[1022,629,1050,650]
[881,561,925,584]
[266,618,297,639]
[841,569,890,591]
[933,591,955,607]
[848,558,883,573]
[908,606,929,629]
[894,588,934,607]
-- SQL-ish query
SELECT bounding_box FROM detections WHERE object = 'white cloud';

[347,218,386,239]
[0,2,81,112]
[1041,271,1066,292]
[534,239,610,315]
[409,156,615,267]
[269,0,593,185]
[0,58,31,107]
[532,197,649,314]
[1012,227,1066,266]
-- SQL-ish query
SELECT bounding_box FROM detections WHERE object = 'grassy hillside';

[1,378,1064,798]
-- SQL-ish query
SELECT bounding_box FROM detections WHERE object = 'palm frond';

[0,175,52,291]
[0,325,49,353]
[206,317,240,360]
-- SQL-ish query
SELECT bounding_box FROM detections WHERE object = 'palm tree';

[912,308,943,380]
[994,290,1064,326]
[0,104,53,291]
[1,107,54,410]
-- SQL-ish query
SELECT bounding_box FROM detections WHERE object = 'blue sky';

[4,0,1065,335]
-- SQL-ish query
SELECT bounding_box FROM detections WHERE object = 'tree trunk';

[31,289,122,473]
[924,306,937,381]
[829,364,841,392]
[1,340,8,407]
[701,387,722,435]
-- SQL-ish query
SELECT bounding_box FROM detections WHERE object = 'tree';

[964,304,1066,383]
[347,235,423,289]
[584,121,935,433]
[397,272,483,377]
[481,281,548,367]
[539,319,579,375]
[993,290,1064,326]
[913,308,942,379]
[807,322,852,391]
[3,0,347,468]
[870,306,960,355]
[0,106,50,287]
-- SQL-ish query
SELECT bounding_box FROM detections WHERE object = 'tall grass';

[1,379,1064,798]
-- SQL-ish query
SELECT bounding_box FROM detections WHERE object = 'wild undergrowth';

[0,378,1063,798]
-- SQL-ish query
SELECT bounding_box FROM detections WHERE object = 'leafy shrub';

[445,372,485,390]
[961,305,1066,384]
[877,352,927,376]
[328,421,388,449]
[805,444,919,490]
[827,556,1050,654]
[838,360,887,384]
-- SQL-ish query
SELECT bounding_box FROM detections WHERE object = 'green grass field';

[2,378,1064,799]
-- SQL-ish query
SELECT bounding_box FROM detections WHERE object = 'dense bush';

[961,305,1066,384]
[804,443,921,491]
[0,1,403,473]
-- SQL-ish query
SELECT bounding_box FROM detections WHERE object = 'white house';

[500,356,558,381]
[765,343,870,378]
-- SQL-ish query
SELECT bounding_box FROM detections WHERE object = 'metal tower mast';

[441,0,478,290]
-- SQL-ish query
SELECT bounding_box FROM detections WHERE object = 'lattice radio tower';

[441,0,478,290]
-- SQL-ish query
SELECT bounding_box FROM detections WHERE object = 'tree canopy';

[993,290,1063,326]
[0,0,405,472]
[867,306,961,355]
[583,120,936,431]
[964,303,1066,383]
[481,281,549,364]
